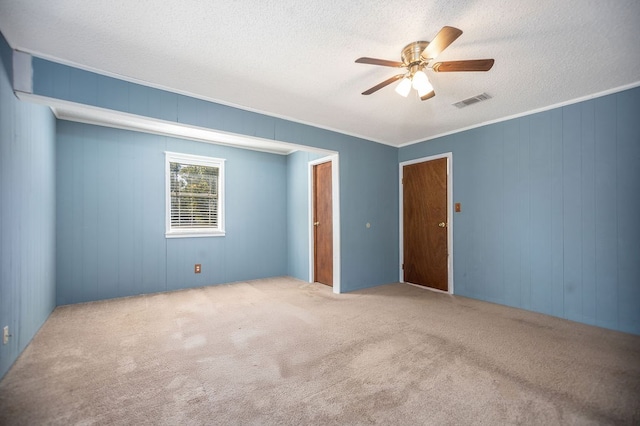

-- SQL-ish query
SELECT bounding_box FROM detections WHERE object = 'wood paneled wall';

[0,36,56,379]
[400,87,640,334]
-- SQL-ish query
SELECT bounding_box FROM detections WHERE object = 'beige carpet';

[0,277,638,425]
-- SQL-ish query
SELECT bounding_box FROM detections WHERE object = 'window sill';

[165,231,225,239]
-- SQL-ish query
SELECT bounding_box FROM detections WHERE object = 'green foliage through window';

[170,162,219,228]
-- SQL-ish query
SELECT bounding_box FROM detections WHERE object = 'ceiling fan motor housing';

[401,41,430,66]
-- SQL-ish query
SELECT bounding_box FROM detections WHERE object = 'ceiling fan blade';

[355,57,404,67]
[361,74,404,95]
[420,90,436,101]
[431,59,495,72]
[421,26,463,60]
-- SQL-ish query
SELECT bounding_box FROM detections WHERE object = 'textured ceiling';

[1,0,639,147]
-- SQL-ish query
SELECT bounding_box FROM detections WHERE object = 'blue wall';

[56,121,289,304]
[32,57,400,293]
[0,34,56,379]
[286,151,312,281]
[400,87,640,334]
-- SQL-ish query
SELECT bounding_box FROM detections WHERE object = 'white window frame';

[165,151,225,238]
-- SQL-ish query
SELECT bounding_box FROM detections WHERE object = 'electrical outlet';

[194,264,201,274]
[3,326,8,345]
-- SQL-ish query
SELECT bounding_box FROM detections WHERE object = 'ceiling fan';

[355,26,494,101]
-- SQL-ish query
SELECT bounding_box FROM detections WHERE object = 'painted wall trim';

[398,80,640,148]
[12,50,32,94]
[399,152,454,294]
[308,155,341,293]
[14,92,326,156]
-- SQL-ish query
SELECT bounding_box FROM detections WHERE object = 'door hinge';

[402,263,404,270]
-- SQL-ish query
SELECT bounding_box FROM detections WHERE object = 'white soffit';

[1,0,639,147]
[18,94,308,155]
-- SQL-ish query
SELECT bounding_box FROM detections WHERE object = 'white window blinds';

[166,152,225,237]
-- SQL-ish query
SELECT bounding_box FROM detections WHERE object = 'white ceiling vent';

[453,92,492,109]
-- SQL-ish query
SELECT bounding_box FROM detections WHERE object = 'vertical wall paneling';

[338,139,398,291]
[140,136,167,295]
[51,60,70,103]
[471,127,504,301]
[55,125,72,303]
[518,118,531,310]
[177,95,207,128]
[399,86,640,335]
[117,129,138,298]
[594,95,618,330]
[580,100,597,325]
[68,66,97,106]
[550,109,565,318]
[561,104,583,322]
[615,89,640,334]
[488,131,505,300]
[464,136,478,295]
[1,34,56,379]
[502,121,521,307]
[128,83,150,117]
[147,87,178,123]
[98,75,129,112]
[57,123,289,303]
[452,135,472,297]
[529,112,553,315]
[82,124,99,302]
[96,128,123,301]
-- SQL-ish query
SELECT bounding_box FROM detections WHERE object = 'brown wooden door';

[313,162,333,286]
[403,158,448,291]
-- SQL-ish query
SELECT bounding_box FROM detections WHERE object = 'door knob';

[438,222,446,228]
[314,222,320,226]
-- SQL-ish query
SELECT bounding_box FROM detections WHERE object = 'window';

[165,152,225,238]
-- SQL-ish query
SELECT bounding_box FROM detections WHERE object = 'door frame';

[399,152,454,294]
[308,154,341,293]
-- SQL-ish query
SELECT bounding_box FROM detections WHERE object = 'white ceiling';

[1,0,639,148]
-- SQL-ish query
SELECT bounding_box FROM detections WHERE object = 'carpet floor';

[0,277,638,425]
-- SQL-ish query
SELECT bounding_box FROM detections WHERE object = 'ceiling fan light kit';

[395,77,412,97]
[412,70,433,95]
[355,26,495,101]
